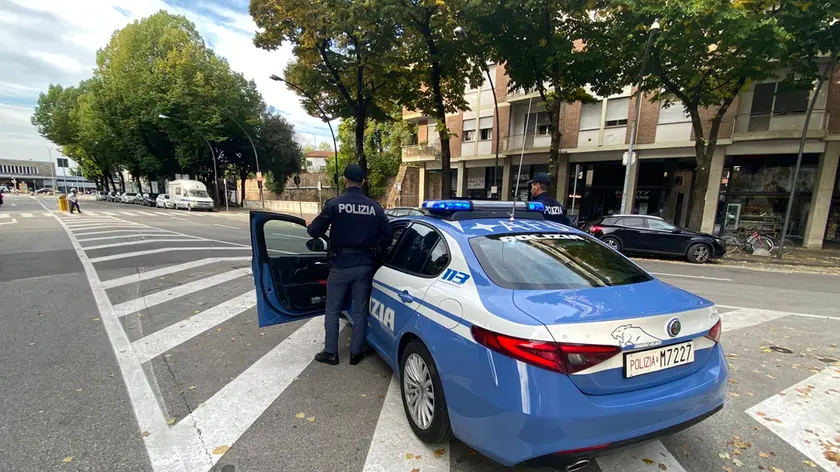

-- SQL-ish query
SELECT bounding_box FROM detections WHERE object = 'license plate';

[624,341,694,378]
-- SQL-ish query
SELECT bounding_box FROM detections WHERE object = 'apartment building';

[401,61,840,249]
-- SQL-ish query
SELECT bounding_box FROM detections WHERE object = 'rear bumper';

[443,343,728,467]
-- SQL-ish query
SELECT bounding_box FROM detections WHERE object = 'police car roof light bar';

[422,200,544,213]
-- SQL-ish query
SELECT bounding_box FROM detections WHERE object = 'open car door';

[251,211,329,328]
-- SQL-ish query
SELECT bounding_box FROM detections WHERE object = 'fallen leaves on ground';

[434,448,446,458]
[306,416,315,423]
[165,417,176,425]
[188,385,196,390]
[405,453,414,460]
[803,460,817,467]
[732,458,744,467]
[410,469,420,472]
[722,466,734,472]
[194,310,200,314]
[658,464,667,470]
[718,452,731,459]
[825,450,840,466]
[142,431,150,437]
[763,417,783,423]
[642,458,655,464]
[216,328,222,332]
[759,452,770,458]
[295,412,304,419]
[728,392,740,397]
[728,379,738,384]
[212,445,230,455]
[62,456,73,463]
[766,375,777,380]
[92,317,99,321]
[770,467,784,472]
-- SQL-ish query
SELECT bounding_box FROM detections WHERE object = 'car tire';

[602,236,621,251]
[400,339,453,444]
[687,243,712,264]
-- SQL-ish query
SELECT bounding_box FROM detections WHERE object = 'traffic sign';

[293,175,301,186]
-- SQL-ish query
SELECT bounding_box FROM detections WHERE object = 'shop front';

[715,154,820,241]
[466,166,504,199]
[823,165,840,245]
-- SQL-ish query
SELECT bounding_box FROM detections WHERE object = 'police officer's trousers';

[323,265,373,355]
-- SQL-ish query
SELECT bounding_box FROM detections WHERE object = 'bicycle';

[722,231,794,256]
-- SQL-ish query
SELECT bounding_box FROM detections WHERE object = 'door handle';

[398,290,415,304]
[314,261,328,266]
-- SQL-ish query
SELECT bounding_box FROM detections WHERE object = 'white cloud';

[0,0,334,165]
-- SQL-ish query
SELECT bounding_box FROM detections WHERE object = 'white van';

[167,179,215,211]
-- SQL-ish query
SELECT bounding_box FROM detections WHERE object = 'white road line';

[42,212,53,217]
[170,316,345,470]
[136,211,156,216]
[77,232,179,242]
[73,229,173,237]
[597,441,687,472]
[111,268,252,316]
[362,375,450,472]
[81,238,201,251]
[271,232,310,240]
[21,212,33,218]
[89,246,250,263]
[131,291,257,363]
[168,217,187,221]
[0,214,8,219]
[97,215,250,248]
[100,256,252,289]
[746,367,840,471]
[100,212,117,216]
[718,307,792,331]
[0,218,17,226]
[120,211,138,216]
[650,272,732,281]
[718,305,840,322]
[214,224,240,229]
[53,214,189,472]
[70,224,144,231]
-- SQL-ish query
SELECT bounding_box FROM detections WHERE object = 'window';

[422,239,450,276]
[188,190,209,198]
[389,223,442,276]
[618,217,646,228]
[647,219,677,231]
[479,128,492,140]
[462,119,476,141]
[658,103,690,124]
[774,88,809,115]
[478,116,493,141]
[384,222,410,263]
[535,112,552,135]
[470,233,653,290]
[751,82,810,116]
[605,97,630,127]
[579,101,602,130]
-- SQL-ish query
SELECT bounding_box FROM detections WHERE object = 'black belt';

[333,247,374,255]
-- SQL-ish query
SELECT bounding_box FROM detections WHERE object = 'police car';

[249,200,727,468]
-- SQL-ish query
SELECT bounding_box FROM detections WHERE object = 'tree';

[251,0,408,194]
[602,0,797,230]
[484,0,612,178]
[327,116,416,199]
[258,112,303,195]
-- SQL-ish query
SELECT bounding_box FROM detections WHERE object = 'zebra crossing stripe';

[88,246,249,263]
[119,211,137,216]
[21,213,33,218]
[81,238,200,251]
[42,212,53,217]
[0,214,8,219]
[100,256,251,289]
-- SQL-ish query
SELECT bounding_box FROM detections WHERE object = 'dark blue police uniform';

[307,164,392,364]
[528,172,571,226]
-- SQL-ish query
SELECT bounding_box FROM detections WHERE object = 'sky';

[0,0,334,166]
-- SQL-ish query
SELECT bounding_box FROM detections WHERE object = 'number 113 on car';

[625,341,695,378]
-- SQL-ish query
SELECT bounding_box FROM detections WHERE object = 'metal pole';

[571,163,580,224]
[485,66,501,200]
[47,148,56,190]
[221,112,263,209]
[620,24,659,215]
[778,50,838,258]
[295,182,304,219]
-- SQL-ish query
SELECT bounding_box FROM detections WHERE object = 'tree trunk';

[135,177,143,194]
[239,167,247,206]
[117,171,126,193]
[547,98,563,177]
[686,154,712,231]
[354,111,369,195]
[108,173,117,192]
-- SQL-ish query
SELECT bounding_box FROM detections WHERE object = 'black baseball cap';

[527,172,552,186]
[343,163,365,183]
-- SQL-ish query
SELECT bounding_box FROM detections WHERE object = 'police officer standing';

[527,172,571,225]
[307,163,393,366]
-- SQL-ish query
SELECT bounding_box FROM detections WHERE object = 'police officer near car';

[307,163,393,366]
[528,172,571,225]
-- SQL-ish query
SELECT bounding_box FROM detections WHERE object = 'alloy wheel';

[694,245,710,263]
[403,353,434,430]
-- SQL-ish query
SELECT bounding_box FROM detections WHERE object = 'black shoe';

[350,352,363,365]
[314,351,339,365]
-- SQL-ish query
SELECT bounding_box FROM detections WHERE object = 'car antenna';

[509,96,533,222]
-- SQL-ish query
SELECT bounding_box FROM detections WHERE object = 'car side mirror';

[306,237,328,252]
[671,228,682,233]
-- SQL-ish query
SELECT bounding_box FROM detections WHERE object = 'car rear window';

[469,232,653,290]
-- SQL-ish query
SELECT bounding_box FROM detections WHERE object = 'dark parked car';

[384,207,424,219]
[583,214,726,263]
[141,193,158,206]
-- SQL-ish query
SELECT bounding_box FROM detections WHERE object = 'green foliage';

[326,117,416,199]
[258,113,303,194]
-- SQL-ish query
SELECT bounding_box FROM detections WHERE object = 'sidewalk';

[720,246,840,269]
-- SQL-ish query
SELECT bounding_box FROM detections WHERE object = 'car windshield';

[160,194,169,199]
[469,232,652,290]
[188,190,209,198]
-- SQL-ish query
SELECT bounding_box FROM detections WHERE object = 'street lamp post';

[270,74,341,198]
[454,27,502,199]
[620,19,661,215]
[220,111,263,209]
[158,114,226,211]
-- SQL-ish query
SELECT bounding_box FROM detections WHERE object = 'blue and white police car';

[249,200,727,469]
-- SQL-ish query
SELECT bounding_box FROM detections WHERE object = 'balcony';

[732,110,828,140]
[401,144,441,162]
[503,133,552,152]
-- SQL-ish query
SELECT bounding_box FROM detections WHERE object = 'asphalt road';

[1,194,838,472]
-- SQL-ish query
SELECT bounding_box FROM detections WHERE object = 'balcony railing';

[504,133,552,152]
[401,143,441,161]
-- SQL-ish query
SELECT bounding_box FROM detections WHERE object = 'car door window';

[619,217,647,229]
[647,219,676,231]
[420,239,450,276]
[389,223,441,276]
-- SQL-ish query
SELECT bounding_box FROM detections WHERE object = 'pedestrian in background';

[528,172,570,225]
[68,188,82,214]
[306,163,392,366]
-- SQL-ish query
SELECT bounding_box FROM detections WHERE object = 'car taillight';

[705,319,722,343]
[471,326,621,374]
[588,224,602,234]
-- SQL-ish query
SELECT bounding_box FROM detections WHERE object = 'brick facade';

[492,105,511,155]
[691,97,739,141]
[445,112,463,158]
[417,119,429,143]
[626,91,661,145]
[561,102,582,148]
